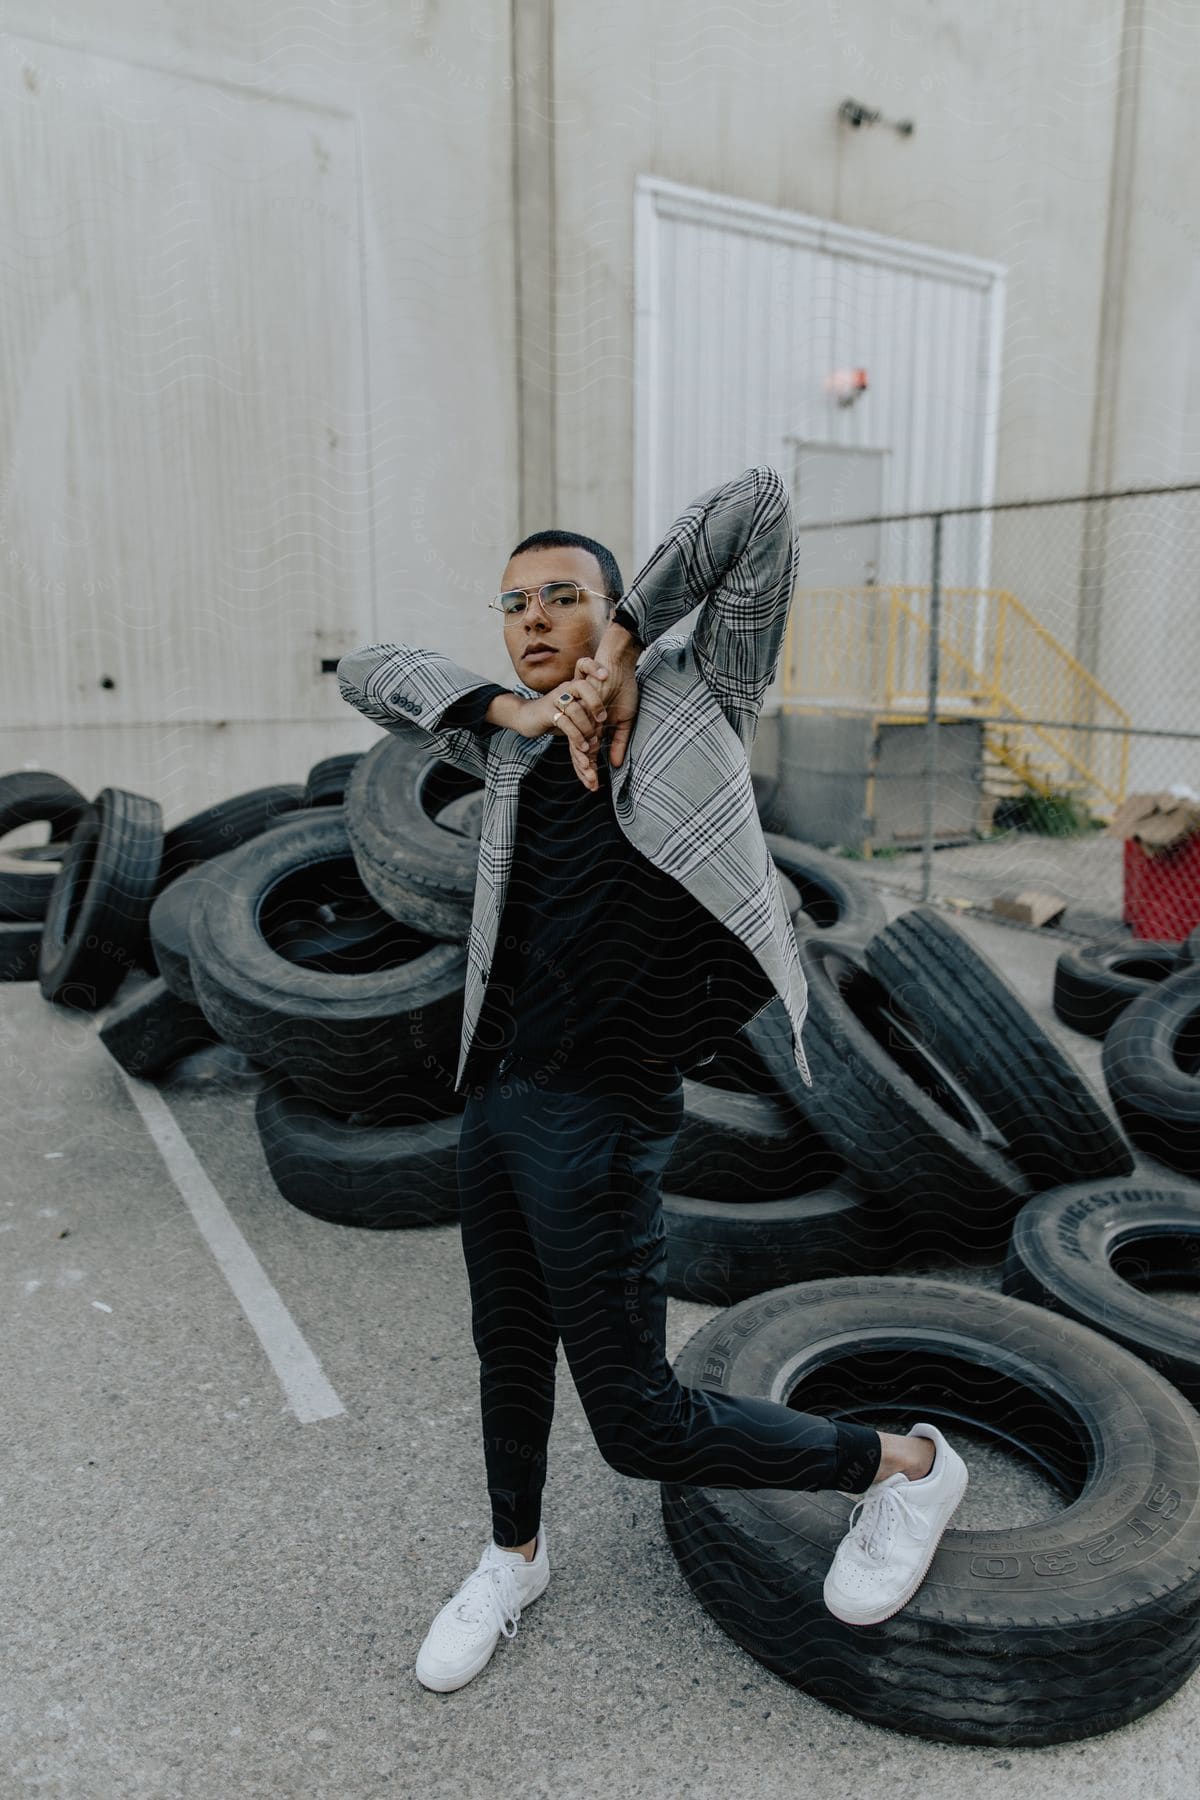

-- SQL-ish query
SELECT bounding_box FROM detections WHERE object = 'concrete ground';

[2,882,1198,1800]
[838,822,1136,943]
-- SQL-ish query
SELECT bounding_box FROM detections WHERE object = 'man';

[337,465,968,1694]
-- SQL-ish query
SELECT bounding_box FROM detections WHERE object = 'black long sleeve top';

[437,680,775,1086]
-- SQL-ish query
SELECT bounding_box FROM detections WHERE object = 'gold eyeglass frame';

[488,581,612,618]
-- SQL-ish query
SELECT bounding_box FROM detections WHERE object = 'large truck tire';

[188,807,467,1115]
[865,905,1133,1188]
[665,1075,841,1203]
[254,1070,461,1227]
[0,770,90,920]
[662,1276,1200,1746]
[98,976,221,1078]
[1002,1178,1200,1405]
[155,784,307,895]
[1102,963,1200,1177]
[0,917,43,982]
[737,933,1031,1261]
[1052,937,1186,1040]
[343,733,482,940]
[762,834,888,942]
[302,753,363,809]
[663,1178,893,1305]
[37,790,163,1009]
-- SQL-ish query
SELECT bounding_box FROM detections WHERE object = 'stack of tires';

[1,743,901,1235]
[661,906,1200,1747]
[1053,931,1200,1179]
[8,745,1200,1745]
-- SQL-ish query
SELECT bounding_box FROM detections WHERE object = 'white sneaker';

[823,1423,967,1626]
[415,1525,550,1692]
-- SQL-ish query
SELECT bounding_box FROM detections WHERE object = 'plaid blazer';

[337,463,813,1095]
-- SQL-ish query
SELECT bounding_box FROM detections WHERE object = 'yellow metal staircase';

[778,584,1131,820]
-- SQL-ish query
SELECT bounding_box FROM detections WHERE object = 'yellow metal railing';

[778,585,1132,813]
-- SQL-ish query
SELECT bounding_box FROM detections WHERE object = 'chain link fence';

[762,482,1200,942]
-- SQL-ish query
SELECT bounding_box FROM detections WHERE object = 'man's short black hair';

[507,529,623,607]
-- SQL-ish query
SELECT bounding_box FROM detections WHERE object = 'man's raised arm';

[607,465,799,754]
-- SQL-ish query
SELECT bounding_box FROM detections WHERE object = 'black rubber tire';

[343,734,482,940]
[150,848,375,1006]
[188,807,468,1113]
[761,833,888,941]
[98,976,221,1078]
[1002,1178,1200,1405]
[0,843,76,922]
[864,904,1134,1189]
[739,933,1031,1260]
[254,1070,461,1226]
[1052,936,1187,1039]
[665,1074,841,1203]
[1184,923,1200,964]
[155,784,307,894]
[434,790,484,840]
[37,791,163,1009]
[1102,963,1200,1177]
[0,771,90,920]
[0,917,42,982]
[147,861,210,1002]
[662,1276,1200,1747]
[303,753,363,809]
[663,1178,894,1305]
[149,855,250,1003]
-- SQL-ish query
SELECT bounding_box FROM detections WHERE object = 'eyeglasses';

[489,581,610,619]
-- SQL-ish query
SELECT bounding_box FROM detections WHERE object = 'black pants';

[455,1054,882,1547]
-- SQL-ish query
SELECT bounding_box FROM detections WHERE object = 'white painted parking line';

[115,1070,346,1425]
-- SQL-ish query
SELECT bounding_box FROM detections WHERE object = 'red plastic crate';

[1122,833,1200,942]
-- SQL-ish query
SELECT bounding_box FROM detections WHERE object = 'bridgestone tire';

[188,807,468,1114]
[254,1070,461,1227]
[665,1076,840,1203]
[98,976,221,1078]
[742,935,1031,1260]
[762,833,888,942]
[0,771,90,919]
[156,784,307,893]
[303,753,363,809]
[864,905,1133,1189]
[0,917,42,982]
[663,1179,893,1306]
[1052,937,1187,1039]
[1102,964,1200,1177]
[1002,1179,1200,1406]
[662,1276,1200,1746]
[38,791,163,1008]
[343,734,483,939]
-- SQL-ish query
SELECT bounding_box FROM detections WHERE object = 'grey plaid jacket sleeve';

[613,464,799,754]
[335,648,519,782]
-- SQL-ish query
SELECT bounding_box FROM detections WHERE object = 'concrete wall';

[2,0,1196,828]
[0,4,518,829]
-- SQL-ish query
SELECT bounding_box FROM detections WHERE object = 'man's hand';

[571,630,641,788]
[510,674,608,785]
[507,625,641,791]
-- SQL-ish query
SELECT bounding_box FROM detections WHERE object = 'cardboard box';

[1105,791,1200,855]
[991,890,1068,927]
